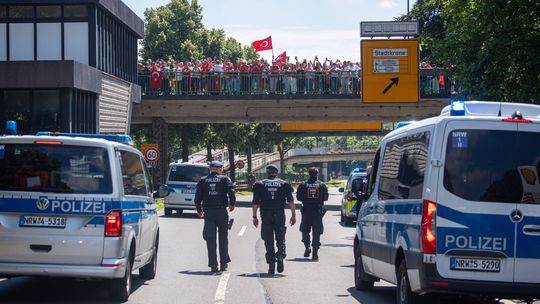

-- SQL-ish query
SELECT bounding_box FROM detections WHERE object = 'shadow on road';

[322,243,353,248]
[0,275,147,303]
[287,258,316,263]
[347,286,395,303]
[178,270,221,276]
[237,273,285,279]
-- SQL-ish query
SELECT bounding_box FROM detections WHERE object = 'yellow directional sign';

[280,122,382,132]
[361,39,419,103]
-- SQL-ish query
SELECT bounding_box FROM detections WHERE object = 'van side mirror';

[338,187,344,193]
[154,184,170,198]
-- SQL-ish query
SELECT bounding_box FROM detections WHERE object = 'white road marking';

[237,225,247,236]
[214,271,231,304]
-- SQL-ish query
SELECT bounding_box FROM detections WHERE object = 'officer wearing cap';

[252,164,296,274]
[296,167,329,260]
[195,161,236,273]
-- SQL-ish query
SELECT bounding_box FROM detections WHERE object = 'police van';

[354,101,540,303]
[339,168,368,226]
[164,162,209,216]
[0,130,169,301]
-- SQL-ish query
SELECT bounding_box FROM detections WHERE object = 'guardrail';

[138,69,460,99]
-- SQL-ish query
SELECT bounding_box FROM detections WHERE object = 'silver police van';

[164,162,209,216]
[0,132,169,301]
[354,101,540,304]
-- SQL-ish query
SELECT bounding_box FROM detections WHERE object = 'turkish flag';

[252,36,273,52]
[275,51,286,64]
[150,70,163,89]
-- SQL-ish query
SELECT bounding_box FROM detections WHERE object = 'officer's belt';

[203,204,227,209]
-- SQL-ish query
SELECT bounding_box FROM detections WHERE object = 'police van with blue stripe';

[164,162,210,216]
[354,101,540,303]
[0,127,169,301]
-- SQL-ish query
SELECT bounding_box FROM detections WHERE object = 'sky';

[123,0,417,62]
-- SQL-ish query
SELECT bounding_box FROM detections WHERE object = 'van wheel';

[140,234,159,279]
[165,208,172,217]
[396,260,422,304]
[354,244,374,291]
[109,254,133,301]
[344,217,353,226]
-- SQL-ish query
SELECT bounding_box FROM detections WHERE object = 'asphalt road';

[0,189,536,304]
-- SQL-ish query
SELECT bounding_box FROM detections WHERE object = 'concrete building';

[0,1,143,134]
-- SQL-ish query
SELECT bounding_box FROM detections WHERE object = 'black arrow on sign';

[382,77,399,94]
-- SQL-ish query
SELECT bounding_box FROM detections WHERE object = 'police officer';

[296,167,328,260]
[252,164,296,274]
[195,161,236,273]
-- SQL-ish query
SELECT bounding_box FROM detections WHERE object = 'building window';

[37,23,61,60]
[64,22,89,64]
[0,23,6,61]
[3,91,32,133]
[33,90,60,132]
[9,23,34,61]
[9,6,35,18]
[64,5,88,18]
[36,6,61,18]
[0,6,6,19]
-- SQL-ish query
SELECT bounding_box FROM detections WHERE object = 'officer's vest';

[302,180,324,206]
[201,174,228,207]
[259,178,288,210]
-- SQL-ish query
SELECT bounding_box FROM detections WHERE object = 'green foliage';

[400,0,540,102]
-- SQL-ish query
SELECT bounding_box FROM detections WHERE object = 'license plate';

[19,216,66,228]
[183,189,196,194]
[450,257,501,272]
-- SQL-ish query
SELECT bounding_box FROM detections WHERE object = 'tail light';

[105,210,122,237]
[421,200,437,254]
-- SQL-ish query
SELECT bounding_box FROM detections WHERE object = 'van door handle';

[523,225,540,236]
[30,245,52,253]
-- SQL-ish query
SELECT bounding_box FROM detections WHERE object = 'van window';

[379,132,430,200]
[168,166,209,183]
[367,149,381,197]
[0,144,112,194]
[444,130,540,204]
[120,151,149,196]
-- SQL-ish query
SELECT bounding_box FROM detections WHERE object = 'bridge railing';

[138,69,460,99]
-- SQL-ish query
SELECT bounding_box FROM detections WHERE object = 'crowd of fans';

[137,57,362,95]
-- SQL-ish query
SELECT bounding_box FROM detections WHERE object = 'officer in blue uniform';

[195,161,236,273]
[296,167,329,260]
[252,164,296,274]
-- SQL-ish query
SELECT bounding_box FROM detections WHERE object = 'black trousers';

[202,208,230,268]
[260,209,287,264]
[300,207,324,249]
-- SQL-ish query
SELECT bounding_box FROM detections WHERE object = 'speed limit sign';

[144,148,159,163]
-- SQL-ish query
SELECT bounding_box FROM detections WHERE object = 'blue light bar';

[5,120,17,135]
[396,121,414,129]
[450,100,466,116]
[36,132,134,145]
[353,167,366,173]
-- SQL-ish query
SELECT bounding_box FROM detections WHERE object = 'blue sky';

[123,0,416,62]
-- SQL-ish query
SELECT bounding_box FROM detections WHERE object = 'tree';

[141,0,204,61]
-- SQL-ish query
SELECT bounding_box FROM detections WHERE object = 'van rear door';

[0,143,113,265]
[436,121,518,282]
[513,122,540,284]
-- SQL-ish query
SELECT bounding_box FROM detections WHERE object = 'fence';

[138,69,460,98]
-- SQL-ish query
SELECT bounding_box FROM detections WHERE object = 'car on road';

[165,162,209,216]
[0,131,169,301]
[339,169,368,226]
[354,101,540,304]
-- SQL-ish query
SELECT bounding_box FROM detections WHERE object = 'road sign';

[280,122,382,132]
[361,39,419,103]
[360,21,419,37]
[235,160,245,169]
[144,148,160,163]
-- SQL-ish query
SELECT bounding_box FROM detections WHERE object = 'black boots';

[277,258,284,273]
[211,266,219,273]
[268,263,275,274]
[220,263,228,272]
[312,248,319,261]
[303,246,312,258]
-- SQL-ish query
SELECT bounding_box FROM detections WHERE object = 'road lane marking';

[238,225,247,236]
[214,271,230,304]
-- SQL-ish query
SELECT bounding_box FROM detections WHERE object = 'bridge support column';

[321,162,328,182]
[151,117,169,187]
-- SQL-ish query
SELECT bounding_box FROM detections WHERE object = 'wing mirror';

[338,187,345,193]
[154,184,170,198]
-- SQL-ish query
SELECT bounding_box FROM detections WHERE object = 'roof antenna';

[497,102,502,117]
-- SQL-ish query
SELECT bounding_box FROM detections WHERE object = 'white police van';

[164,162,209,216]
[0,130,169,301]
[354,101,540,303]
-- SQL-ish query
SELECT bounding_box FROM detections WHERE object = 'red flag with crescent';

[275,51,287,64]
[252,36,273,52]
[150,70,163,89]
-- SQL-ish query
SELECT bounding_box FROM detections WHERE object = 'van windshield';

[0,144,112,194]
[168,166,209,183]
[444,130,540,204]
